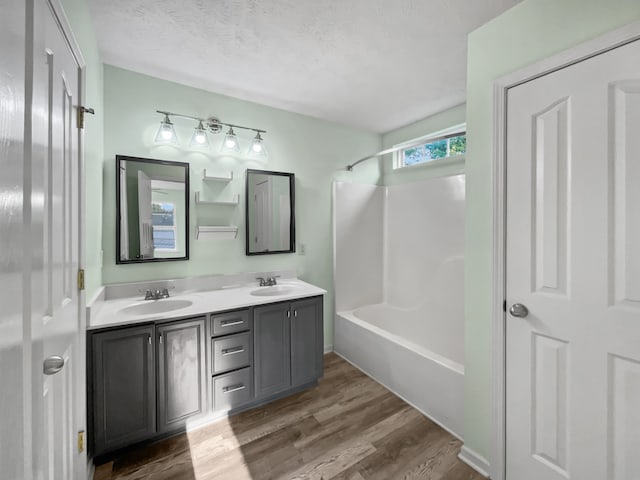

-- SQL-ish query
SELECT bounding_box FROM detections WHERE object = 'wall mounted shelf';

[196,226,238,240]
[202,170,233,183]
[195,192,239,206]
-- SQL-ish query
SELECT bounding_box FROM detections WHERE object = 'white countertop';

[88,279,326,330]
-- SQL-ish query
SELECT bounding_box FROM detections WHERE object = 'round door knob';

[509,303,529,318]
[43,355,65,375]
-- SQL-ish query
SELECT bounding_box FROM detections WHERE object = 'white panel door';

[32,2,83,479]
[119,163,129,260]
[506,39,640,479]
[0,1,27,478]
[279,194,290,250]
[137,170,153,259]
[254,178,271,252]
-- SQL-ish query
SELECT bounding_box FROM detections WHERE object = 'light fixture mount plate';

[205,117,223,134]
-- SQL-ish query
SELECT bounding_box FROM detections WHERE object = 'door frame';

[489,20,640,480]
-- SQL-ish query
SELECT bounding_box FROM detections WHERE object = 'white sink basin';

[118,299,193,316]
[250,285,302,297]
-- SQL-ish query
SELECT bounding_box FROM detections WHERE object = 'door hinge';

[503,300,507,312]
[77,269,85,291]
[77,106,95,129]
[77,430,85,453]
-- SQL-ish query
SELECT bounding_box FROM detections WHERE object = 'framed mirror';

[246,169,295,255]
[116,155,190,264]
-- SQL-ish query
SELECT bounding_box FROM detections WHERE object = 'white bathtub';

[335,303,464,438]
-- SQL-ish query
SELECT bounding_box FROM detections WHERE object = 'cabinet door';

[92,325,155,455]
[157,317,207,433]
[291,296,324,387]
[254,303,291,398]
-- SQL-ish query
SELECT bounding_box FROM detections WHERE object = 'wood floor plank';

[438,461,486,480]
[398,437,464,480]
[98,353,479,480]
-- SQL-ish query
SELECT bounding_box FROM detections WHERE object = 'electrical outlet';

[299,243,306,255]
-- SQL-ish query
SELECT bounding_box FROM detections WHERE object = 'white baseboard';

[458,445,490,478]
[87,458,94,480]
[323,344,334,354]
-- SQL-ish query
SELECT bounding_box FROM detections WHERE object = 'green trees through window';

[402,133,466,166]
[151,202,177,250]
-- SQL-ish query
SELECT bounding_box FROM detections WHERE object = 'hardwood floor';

[94,353,483,480]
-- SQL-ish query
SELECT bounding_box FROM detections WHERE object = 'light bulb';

[155,114,178,145]
[189,120,209,148]
[161,126,173,140]
[247,132,266,158]
[220,127,240,154]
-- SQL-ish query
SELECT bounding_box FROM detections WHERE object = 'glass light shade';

[220,127,240,154]
[154,115,178,145]
[247,132,267,158]
[189,121,209,148]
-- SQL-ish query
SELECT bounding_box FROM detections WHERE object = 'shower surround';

[333,175,465,437]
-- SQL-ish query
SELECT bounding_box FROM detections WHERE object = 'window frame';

[151,202,178,252]
[393,123,466,170]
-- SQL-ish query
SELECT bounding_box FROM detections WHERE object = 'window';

[394,124,466,169]
[152,202,177,251]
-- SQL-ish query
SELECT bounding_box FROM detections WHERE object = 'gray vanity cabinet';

[254,302,292,398]
[254,296,323,398]
[157,317,207,433]
[290,297,324,387]
[91,325,156,456]
[90,294,323,457]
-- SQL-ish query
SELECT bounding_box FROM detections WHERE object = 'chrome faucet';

[256,276,279,287]
[143,288,171,300]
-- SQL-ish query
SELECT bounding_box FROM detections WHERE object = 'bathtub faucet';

[256,276,279,287]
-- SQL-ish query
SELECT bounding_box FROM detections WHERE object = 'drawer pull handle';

[223,383,246,393]
[220,320,244,327]
[222,346,245,355]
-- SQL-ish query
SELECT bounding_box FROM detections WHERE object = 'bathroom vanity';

[87,278,324,458]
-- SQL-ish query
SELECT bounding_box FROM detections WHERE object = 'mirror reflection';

[246,169,295,255]
[116,155,189,263]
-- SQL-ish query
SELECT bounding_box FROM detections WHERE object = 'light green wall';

[464,0,640,460]
[102,65,381,347]
[61,0,104,301]
[381,103,466,185]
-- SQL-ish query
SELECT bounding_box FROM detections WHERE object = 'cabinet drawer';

[211,310,250,336]
[213,367,253,411]
[212,332,251,375]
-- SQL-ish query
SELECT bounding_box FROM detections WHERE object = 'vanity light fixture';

[154,113,178,145]
[189,120,210,148]
[154,110,267,158]
[220,127,240,154]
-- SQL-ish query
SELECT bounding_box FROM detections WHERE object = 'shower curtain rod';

[346,131,464,171]
[346,145,403,171]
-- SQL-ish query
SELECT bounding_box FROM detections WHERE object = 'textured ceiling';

[88,0,518,133]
